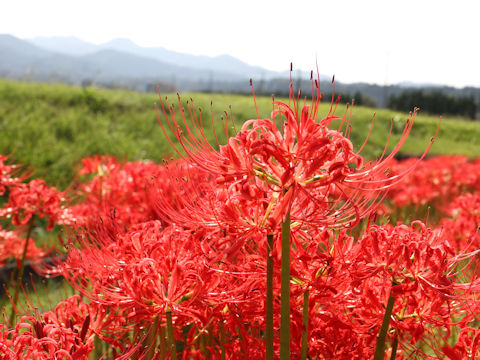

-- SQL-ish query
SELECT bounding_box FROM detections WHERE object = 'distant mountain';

[0,34,255,91]
[1,34,50,58]
[29,36,280,80]
[397,81,443,88]
[0,34,50,71]
[27,36,97,56]
[79,49,193,79]
[0,34,94,81]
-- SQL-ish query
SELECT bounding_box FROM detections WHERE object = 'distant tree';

[387,90,477,119]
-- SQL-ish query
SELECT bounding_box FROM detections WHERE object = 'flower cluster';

[0,178,72,231]
[59,74,477,359]
[70,155,176,229]
[0,226,47,265]
[2,73,480,359]
[0,157,73,268]
[0,155,22,195]
[0,296,94,359]
[440,192,480,251]
[386,155,480,209]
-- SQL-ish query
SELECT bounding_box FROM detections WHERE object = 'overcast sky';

[1,0,479,88]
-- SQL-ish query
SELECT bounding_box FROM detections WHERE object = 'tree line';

[387,90,477,119]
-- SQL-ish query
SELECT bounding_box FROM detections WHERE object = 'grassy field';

[1,79,479,188]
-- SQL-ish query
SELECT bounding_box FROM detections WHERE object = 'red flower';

[387,155,480,209]
[155,73,437,232]
[342,221,480,350]
[0,296,95,359]
[64,221,214,323]
[0,155,22,195]
[78,154,119,176]
[442,326,480,359]
[71,156,170,228]
[0,225,48,265]
[0,179,72,230]
[439,192,480,251]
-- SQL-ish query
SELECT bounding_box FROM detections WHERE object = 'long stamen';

[250,78,259,119]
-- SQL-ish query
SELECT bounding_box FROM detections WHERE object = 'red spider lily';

[150,160,279,240]
[0,225,47,265]
[0,160,76,320]
[154,72,438,233]
[53,295,133,352]
[5,291,135,358]
[77,154,120,176]
[342,221,480,352]
[0,179,73,231]
[34,154,480,358]
[386,155,480,210]
[278,228,377,359]
[0,296,95,359]
[151,70,440,359]
[307,311,375,359]
[439,192,480,252]
[63,221,225,327]
[441,326,480,359]
[71,156,172,229]
[0,155,23,196]
[61,216,271,357]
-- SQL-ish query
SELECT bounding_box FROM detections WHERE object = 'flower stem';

[9,217,35,324]
[266,233,274,360]
[280,211,291,360]
[220,321,226,360]
[132,323,141,360]
[166,308,177,360]
[90,335,103,360]
[390,332,399,360]
[300,289,309,360]
[159,325,166,359]
[145,316,159,360]
[374,290,396,360]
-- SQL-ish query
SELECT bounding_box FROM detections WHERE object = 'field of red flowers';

[1,78,480,359]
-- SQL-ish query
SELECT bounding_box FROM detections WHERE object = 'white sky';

[1,0,479,88]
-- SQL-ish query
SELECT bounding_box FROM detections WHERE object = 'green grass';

[0,79,479,188]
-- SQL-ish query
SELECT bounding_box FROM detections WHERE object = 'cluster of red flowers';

[0,294,135,359]
[2,75,480,359]
[0,296,94,359]
[0,157,71,266]
[0,227,47,266]
[69,155,163,228]
[386,155,480,209]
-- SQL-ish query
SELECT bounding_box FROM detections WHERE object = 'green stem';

[280,211,291,360]
[266,233,274,360]
[205,327,212,359]
[220,321,226,360]
[132,323,141,360]
[166,308,177,360]
[9,217,35,324]
[390,332,398,360]
[145,316,159,360]
[90,335,103,360]
[374,290,396,360]
[159,325,166,360]
[300,289,309,360]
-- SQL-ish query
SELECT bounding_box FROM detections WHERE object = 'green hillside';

[0,79,479,188]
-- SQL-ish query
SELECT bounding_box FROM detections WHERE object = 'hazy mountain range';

[0,34,295,90]
[29,36,287,79]
[0,34,479,110]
